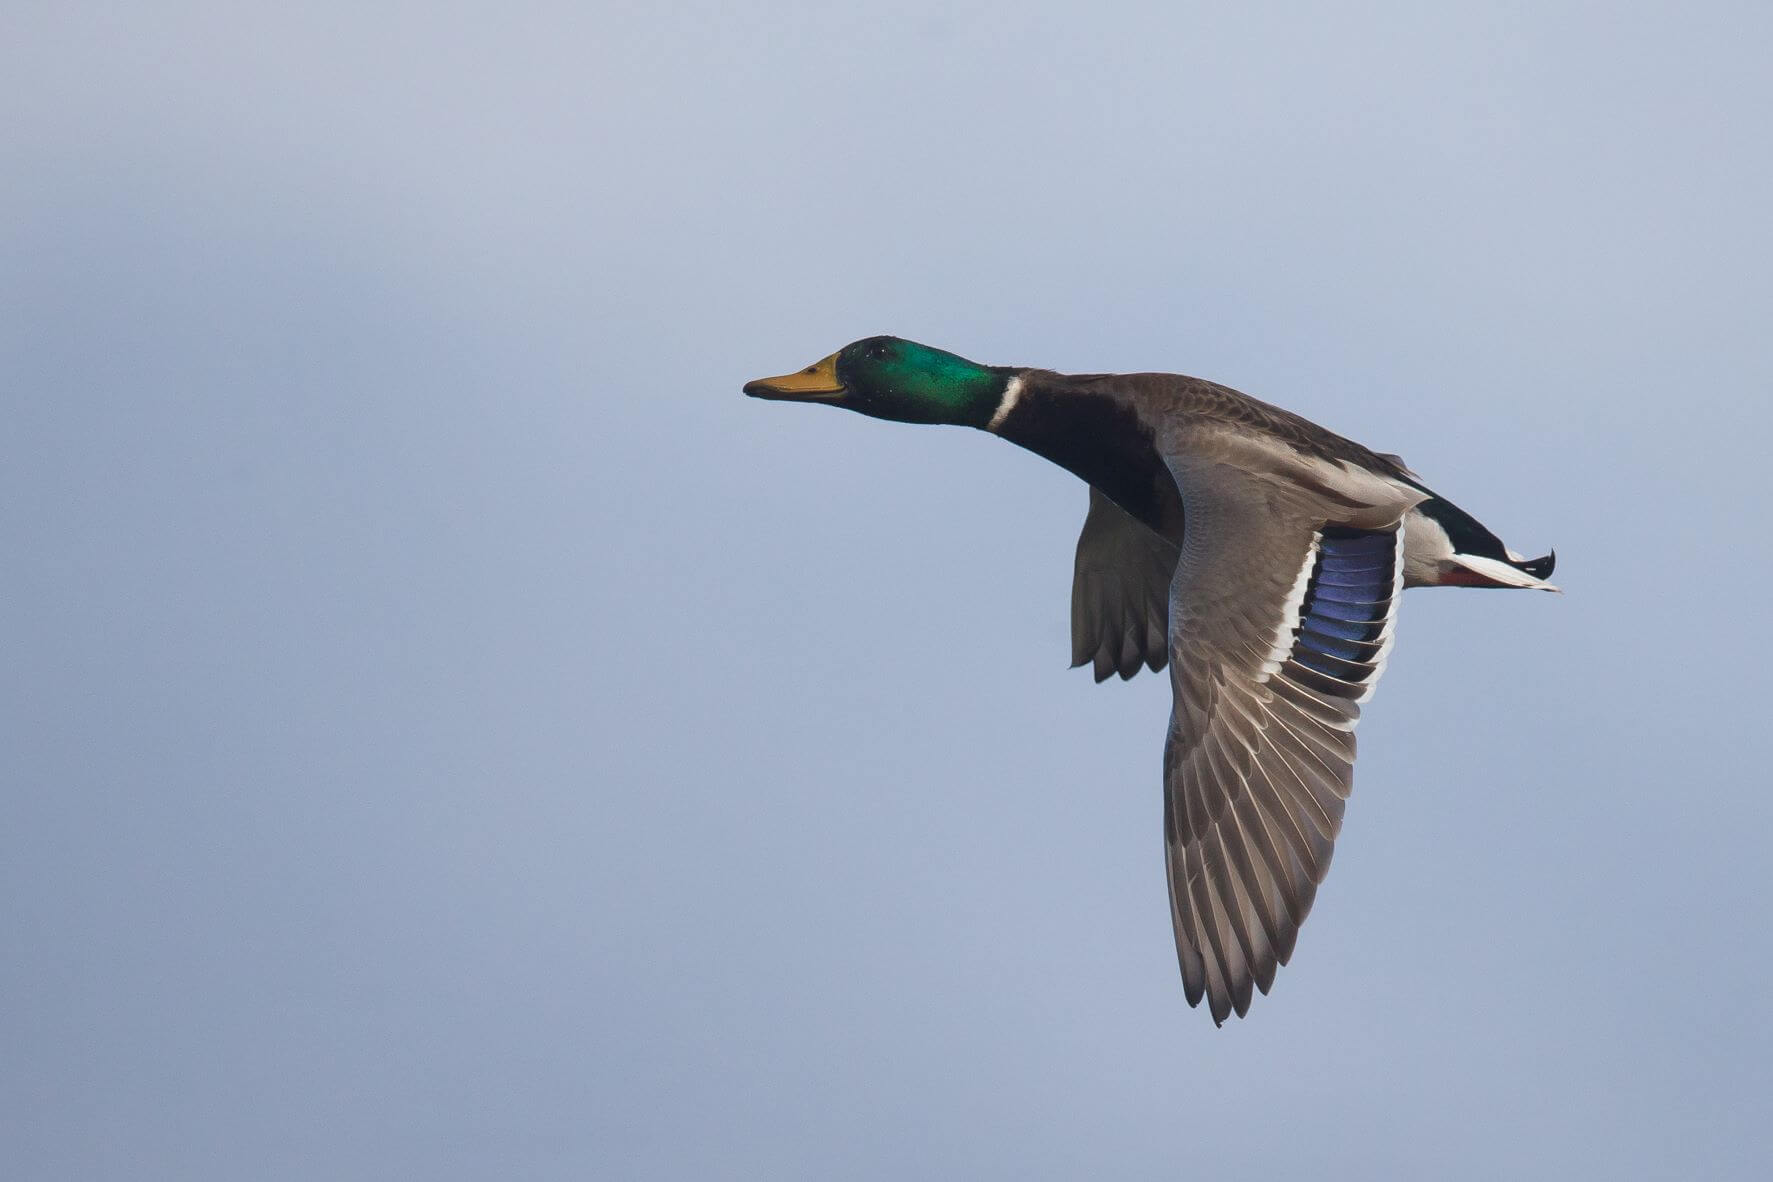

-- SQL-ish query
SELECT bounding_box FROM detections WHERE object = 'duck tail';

[1440,549,1560,591]
[1409,487,1560,592]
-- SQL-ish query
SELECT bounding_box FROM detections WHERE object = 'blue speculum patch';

[1288,529,1396,687]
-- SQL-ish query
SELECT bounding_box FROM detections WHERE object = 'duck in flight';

[745,336,1557,1025]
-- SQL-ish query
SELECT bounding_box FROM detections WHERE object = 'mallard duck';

[745,336,1557,1025]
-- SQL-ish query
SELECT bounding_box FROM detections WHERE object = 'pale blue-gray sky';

[4,3,1770,1178]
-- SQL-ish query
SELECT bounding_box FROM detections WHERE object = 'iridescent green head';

[744,336,1008,428]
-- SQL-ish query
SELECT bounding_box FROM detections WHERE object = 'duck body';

[746,336,1557,1023]
[995,365,1554,594]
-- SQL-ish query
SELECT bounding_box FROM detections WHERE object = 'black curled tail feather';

[1516,549,1556,579]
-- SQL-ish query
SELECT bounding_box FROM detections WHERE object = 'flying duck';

[745,336,1557,1025]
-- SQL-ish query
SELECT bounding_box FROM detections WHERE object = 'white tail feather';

[1451,552,1561,592]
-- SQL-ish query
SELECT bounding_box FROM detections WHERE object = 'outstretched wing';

[1162,460,1414,1024]
[1071,488,1180,681]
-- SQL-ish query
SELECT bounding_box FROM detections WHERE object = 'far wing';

[1070,488,1180,681]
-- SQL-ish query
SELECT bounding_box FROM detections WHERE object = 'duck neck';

[985,373,1185,542]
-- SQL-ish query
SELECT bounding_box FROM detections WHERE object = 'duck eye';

[867,341,890,360]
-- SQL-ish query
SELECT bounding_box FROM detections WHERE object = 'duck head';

[744,336,1008,428]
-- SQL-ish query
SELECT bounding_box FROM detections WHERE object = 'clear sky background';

[5,4,1769,1179]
